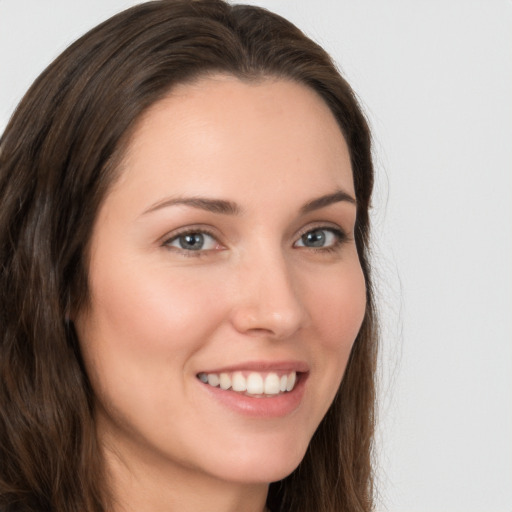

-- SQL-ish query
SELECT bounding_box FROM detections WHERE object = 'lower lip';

[198,373,308,418]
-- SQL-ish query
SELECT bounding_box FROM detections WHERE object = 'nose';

[229,248,307,340]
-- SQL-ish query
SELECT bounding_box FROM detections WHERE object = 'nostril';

[245,327,275,336]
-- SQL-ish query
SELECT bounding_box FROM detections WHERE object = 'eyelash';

[162,227,220,258]
[162,225,348,258]
[296,226,348,254]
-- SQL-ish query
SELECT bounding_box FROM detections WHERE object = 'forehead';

[109,75,354,212]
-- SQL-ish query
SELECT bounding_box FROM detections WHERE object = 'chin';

[198,433,311,484]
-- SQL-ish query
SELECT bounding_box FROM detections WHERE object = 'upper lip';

[198,360,310,374]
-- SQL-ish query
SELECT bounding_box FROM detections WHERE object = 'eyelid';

[295,221,348,239]
[161,226,225,255]
[159,222,350,256]
[293,223,349,249]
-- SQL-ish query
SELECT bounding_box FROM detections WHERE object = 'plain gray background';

[1,1,511,511]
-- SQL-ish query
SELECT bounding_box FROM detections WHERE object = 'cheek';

[74,260,235,449]
[301,257,366,401]
[307,261,366,349]
[88,259,226,349]
[75,255,232,405]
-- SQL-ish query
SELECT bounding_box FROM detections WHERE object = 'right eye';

[164,231,219,252]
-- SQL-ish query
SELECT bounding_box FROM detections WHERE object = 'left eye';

[166,232,218,251]
[294,228,342,248]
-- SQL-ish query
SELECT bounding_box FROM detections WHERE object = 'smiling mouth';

[197,370,298,397]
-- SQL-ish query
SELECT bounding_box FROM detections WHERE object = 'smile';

[197,370,297,397]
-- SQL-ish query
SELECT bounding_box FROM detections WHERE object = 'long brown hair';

[0,1,377,510]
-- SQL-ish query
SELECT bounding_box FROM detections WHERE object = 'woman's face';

[75,76,366,486]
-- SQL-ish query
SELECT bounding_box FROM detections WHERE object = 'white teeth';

[232,372,246,392]
[246,373,264,394]
[219,372,231,390]
[264,373,281,394]
[207,373,220,387]
[198,370,298,396]
[280,374,288,392]
[286,371,296,392]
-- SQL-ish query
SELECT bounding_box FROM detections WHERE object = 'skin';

[75,75,367,512]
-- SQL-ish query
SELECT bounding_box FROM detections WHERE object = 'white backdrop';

[1,1,511,511]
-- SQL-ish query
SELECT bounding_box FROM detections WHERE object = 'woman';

[0,1,377,511]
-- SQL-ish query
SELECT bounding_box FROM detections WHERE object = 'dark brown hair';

[0,1,377,511]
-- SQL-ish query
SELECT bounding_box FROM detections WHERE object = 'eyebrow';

[142,196,242,216]
[299,190,356,214]
[142,189,356,217]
